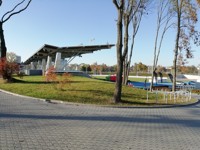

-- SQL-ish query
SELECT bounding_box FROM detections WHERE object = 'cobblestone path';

[0,91,200,150]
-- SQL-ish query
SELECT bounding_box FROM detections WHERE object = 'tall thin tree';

[113,0,124,103]
[113,0,143,103]
[171,0,198,91]
[123,14,142,85]
[149,0,173,91]
[123,0,150,85]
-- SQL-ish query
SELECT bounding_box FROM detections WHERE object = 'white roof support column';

[37,60,42,70]
[61,59,69,71]
[42,58,46,75]
[30,62,35,70]
[54,52,61,72]
[46,56,52,71]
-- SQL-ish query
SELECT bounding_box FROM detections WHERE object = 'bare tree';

[0,0,32,58]
[122,0,137,85]
[123,0,150,85]
[149,0,174,91]
[6,52,18,63]
[113,0,124,103]
[171,0,198,91]
[113,0,144,103]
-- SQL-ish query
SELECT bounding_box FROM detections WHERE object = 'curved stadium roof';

[24,44,115,64]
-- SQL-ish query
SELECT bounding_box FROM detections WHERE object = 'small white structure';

[197,76,200,82]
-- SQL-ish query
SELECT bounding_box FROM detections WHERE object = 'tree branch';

[2,0,32,23]
[113,0,120,9]
[2,0,26,22]
[129,0,143,24]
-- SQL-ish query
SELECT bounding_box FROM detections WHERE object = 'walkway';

[0,91,200,150]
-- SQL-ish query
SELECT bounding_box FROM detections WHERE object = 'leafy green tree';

[87,65,92,72]
[80,65,86,72]
[137,62,148,72]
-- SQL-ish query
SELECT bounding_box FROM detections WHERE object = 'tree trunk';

[122,16,129,85]
[125,13,143,85]
[123,56,126,84]
[173,30,180,92]
[150,12,160,91]
[150,68,155,91]
[124,57,129,85]
[0,22,7,58]
[113,8,123,103]
[124,34,135,85]
[113,59,123,103]
[150,38,158,91]
[172,1,181,92]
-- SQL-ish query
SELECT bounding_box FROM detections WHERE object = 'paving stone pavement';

[0,91,200,150]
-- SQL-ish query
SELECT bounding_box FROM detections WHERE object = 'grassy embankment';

[0,75,195,106]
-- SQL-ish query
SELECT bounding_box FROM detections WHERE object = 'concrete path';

[0,91,200,150]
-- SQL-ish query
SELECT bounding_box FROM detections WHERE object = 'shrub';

[56,73,72,90]
[0,57,19,82]
[17,71,25,79]
[45,66,72,90]
[45,66,57,82]
[192,89,200,95]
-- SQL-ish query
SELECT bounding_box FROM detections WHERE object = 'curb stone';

[0,89,46,102]
[0,88,199,109]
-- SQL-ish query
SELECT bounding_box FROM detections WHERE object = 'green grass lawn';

[0,75,195,106]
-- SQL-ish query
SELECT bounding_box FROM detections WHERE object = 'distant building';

[16,55,21,64]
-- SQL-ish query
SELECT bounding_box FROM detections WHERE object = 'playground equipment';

[128,73,197,90]
[105,73,199,91]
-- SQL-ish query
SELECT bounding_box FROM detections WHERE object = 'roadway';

[0,91,200,149]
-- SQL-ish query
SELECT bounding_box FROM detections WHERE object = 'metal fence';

[146,86,193,104]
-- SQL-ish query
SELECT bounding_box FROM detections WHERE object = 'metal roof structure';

[24,44,115,64]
